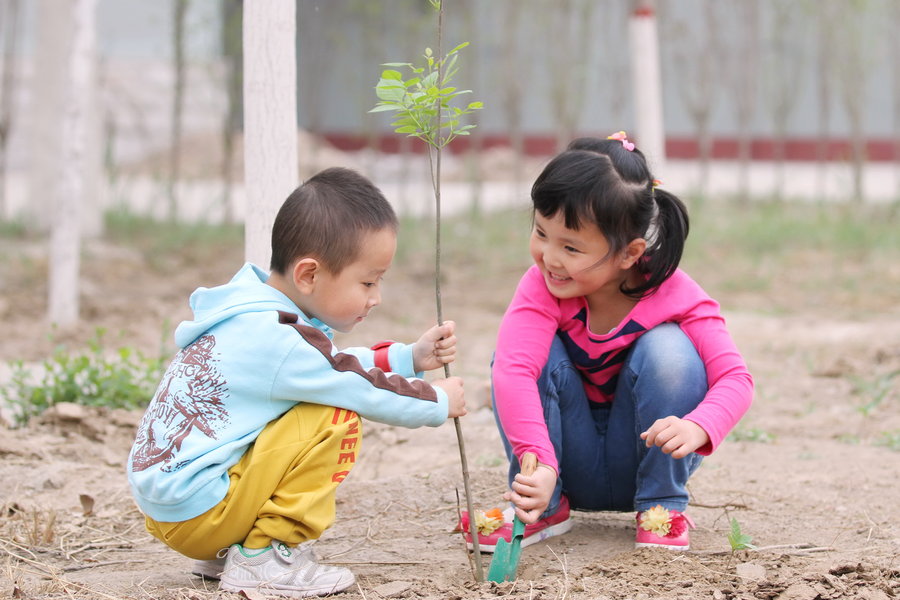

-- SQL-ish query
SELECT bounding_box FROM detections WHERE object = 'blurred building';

[1,0,898,220]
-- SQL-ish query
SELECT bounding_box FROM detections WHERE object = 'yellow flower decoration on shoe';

[474,508,505,535]
[639,505,672,537]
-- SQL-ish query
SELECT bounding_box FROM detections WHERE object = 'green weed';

[728,426,776,444]
[727,517,756,552]
[836,433,861,445]
[875,430,900,452]
[1,328,166,426]
[0,218,26,238]
[850,370,898,417]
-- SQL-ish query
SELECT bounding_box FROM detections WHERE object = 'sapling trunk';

[370,0,485,581]
[430,5,484,582]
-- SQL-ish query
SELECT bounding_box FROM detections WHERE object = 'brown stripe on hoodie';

[277,311,438,402]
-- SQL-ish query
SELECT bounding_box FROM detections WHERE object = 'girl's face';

[530,211,639,301]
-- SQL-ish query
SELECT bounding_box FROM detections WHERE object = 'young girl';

[466,133,753,551]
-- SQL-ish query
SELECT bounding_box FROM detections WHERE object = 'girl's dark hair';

[531,136,689,298]
[270,167,399,275]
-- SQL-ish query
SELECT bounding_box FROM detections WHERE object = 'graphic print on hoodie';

[131,334,230,473]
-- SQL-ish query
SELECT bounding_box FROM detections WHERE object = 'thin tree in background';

[892,1,900,203]
[27,0,69,234]
[833,2,868,204]
[765,0,805,201]
[220,0,242,223]
[371,0,483,581]
[48,0,96,327]
[547,0,595,151]
[168,0,189,222]
[500,0,526,199]
[461,0,484,215]
[728,0,759,202]
[669,0,721,198]
[0,0,21,221]
[813,2,839,202]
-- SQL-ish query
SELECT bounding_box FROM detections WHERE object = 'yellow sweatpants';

[144,403,362,560]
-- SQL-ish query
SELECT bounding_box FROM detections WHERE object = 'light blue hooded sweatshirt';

[127,263,448,522]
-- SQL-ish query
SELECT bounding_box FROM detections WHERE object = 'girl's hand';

[641,416,709,459]
[412,321,457,372]
[503,462,557,524]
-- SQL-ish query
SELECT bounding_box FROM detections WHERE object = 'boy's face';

[306,227,397,333]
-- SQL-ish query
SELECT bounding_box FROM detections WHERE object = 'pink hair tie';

[607,131,635,152]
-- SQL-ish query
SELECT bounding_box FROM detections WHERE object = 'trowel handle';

[519,452,538,477]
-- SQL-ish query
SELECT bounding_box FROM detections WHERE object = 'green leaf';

[375,81,407,103]
[382,62,412,68]
[369,104,399,113]
[380,69,403,81]
[727,518,757,552]
[467,101,484,110]
[394,125,419,134]
[448,41,470,54]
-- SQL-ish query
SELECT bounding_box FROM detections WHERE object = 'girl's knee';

[631,325,704,379]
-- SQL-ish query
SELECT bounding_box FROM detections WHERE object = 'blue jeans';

[493,323,707,516]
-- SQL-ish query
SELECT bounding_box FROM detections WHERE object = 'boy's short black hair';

[270,167,398,275]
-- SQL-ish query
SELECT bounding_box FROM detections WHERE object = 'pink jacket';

[492,265,753,472]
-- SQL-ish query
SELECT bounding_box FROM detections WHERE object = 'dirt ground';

[1,191,899,600]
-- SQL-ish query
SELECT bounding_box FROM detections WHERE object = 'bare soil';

[1,203,899,600]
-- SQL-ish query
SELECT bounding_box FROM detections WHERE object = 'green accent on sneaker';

[237,544,273,558]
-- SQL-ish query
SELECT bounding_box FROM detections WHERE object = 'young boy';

[127,167,466,598]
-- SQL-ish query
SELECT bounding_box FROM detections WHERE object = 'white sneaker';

[191,555,226,580]
[219,540,355,598]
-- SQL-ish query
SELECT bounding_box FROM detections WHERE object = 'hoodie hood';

[174,263,331,347]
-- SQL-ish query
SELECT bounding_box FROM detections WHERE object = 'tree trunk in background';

[29,0,102,237]
[548,0,594,152]
[501,0,525,199]
[667,1,719,197]
[815,3,838,201]
[462,0,483,215]
[28,0,69,234]
[221,0,243,224]
[168,0,189,222]
[834,4,866,204]
[48,0,96,328]
[767,1,803,202]
[0,0,21,221]
[731,0,759,202]
[629,0,666,169]
[242,0,298,268]
[892,2,900,201]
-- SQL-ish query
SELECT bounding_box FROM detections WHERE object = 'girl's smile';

[530,211,625,300]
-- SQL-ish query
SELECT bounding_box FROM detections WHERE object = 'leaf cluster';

[728,517,757,552]
[370,42,483,149]
[1,329,166,426]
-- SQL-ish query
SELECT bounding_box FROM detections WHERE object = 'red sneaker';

[458,496,573,553]
[635,505,695,550]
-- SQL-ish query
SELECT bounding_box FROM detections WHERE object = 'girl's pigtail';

[626,187,689,297]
